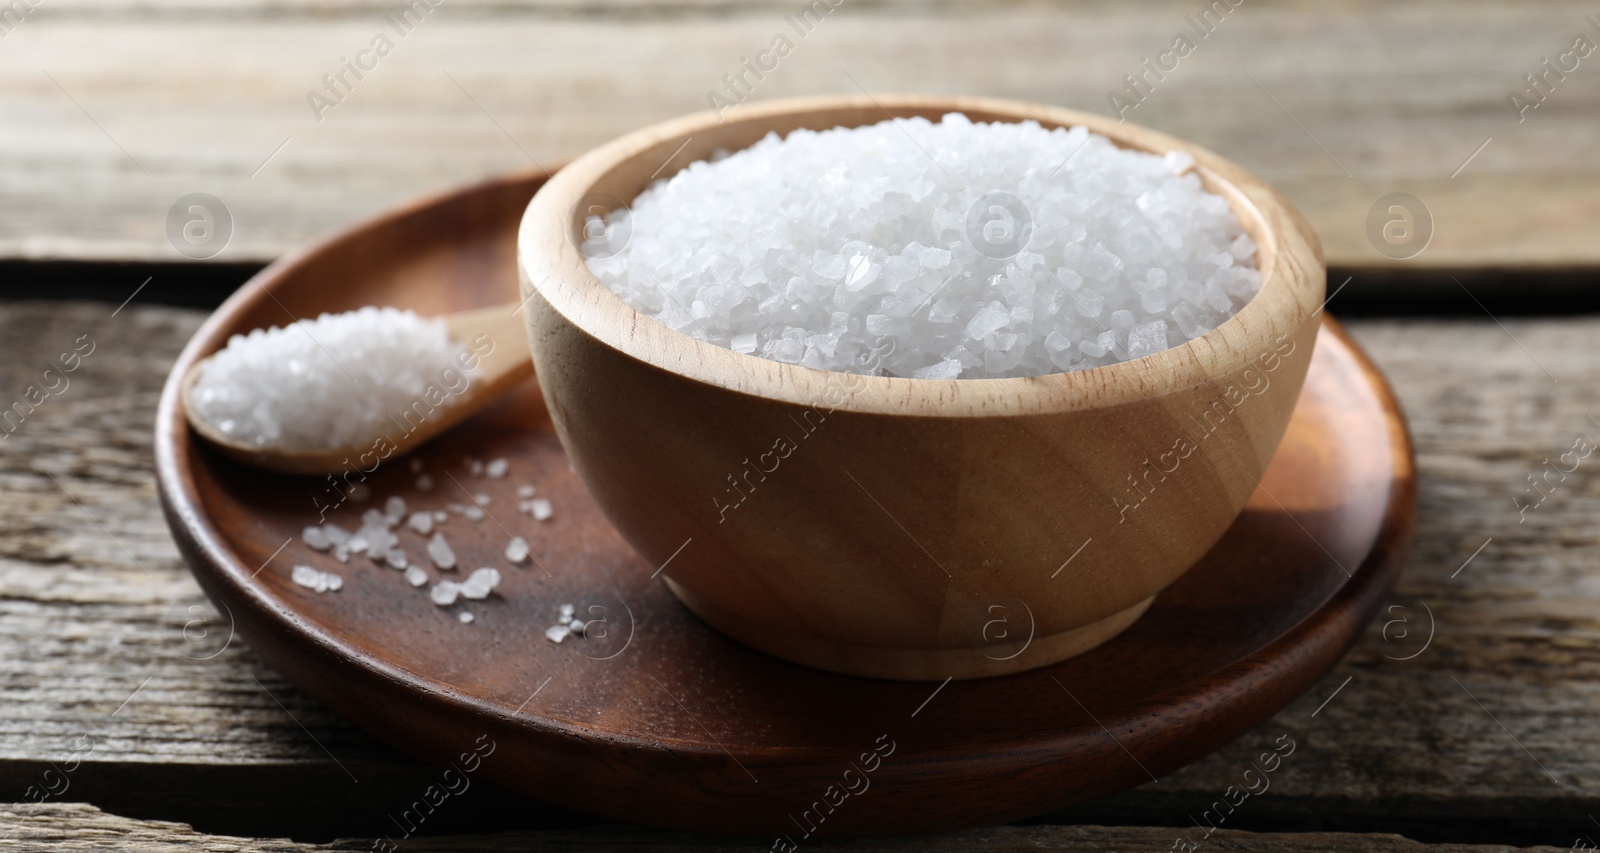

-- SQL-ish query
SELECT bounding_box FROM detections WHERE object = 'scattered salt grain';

[404,565,429,587]
[406,511,434,535]
[559,603,575,620]
[302,525,331,551]
[447,502,486,522]
[506,536,530,564]
[430,581,460,606]
[383,495,406,526]
[516,485,536,498]
[459,612,475,624]
[384,549,408,570]
[460,567,501,600]
[486,458,509,478]
[427,532,457,570]
[584,115,1260,379]
[568,619,586,636]
[545,624,570,643]
[474,493,492,506]
[530,498,553,521]
[292,565,342,593]
[433,511,447,522]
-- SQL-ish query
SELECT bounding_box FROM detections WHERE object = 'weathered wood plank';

[0,803,1580,852]
[0,1,1594,271]
[4,302,1600,844]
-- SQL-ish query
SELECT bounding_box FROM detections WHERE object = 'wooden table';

[3,1,1598,849]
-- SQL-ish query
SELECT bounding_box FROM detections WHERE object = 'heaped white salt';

[188,307,476,450]
[486,458,509,479]
[585,115,1261,379]
[427,532,457,570]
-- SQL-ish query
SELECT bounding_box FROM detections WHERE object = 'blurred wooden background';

[1,0,1595,272]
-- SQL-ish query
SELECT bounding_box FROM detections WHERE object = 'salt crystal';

[459,612,475,624]
[404,565,429,587]
[430,581,460,606]
[569,620,586,636]
[474,493,491,506]
[302,525,330,551]
[559,603,575,620]
[384,549,408,570]
[448,502,486,522]
[427,532,457,570]
[291,565,342,594]
[486,458,509,478]
[467,458,484,477]
[516,485,536,498]
[506,536,530,564]
[383,496,406,525]
[433,511,447,522]
[406,511,434,535]
[530,498,553,521]
[583,116,1258,379]
[545,624,570,643]
[460,567,501,599]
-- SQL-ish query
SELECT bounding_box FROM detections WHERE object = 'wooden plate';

[155,167,1415,839]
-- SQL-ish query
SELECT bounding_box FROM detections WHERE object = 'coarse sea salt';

[188,307,477,450]
[292,565,342,593]
[586,114,1260,379]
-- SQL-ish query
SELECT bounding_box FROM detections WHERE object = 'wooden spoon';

[182,303,532,477]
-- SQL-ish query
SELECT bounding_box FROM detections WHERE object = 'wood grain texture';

[0,803,1581,853]
[3,301,1600,845]
[9,297,1600,838]
[0,0,1594,271]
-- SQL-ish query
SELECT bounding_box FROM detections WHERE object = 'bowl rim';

[519,93,1324,418]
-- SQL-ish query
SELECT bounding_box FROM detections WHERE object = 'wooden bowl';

[517,94,1325,680]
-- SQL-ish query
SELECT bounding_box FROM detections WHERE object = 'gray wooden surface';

[0,803,1582,852]
[3,301,1598,848]
[1,0,1596,270]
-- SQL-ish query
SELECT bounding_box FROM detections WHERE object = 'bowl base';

[662,577,1156,681]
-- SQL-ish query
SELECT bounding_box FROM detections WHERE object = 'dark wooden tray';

[154,167,1415,839]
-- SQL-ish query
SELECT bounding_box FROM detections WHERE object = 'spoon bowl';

[182,306,532,477]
